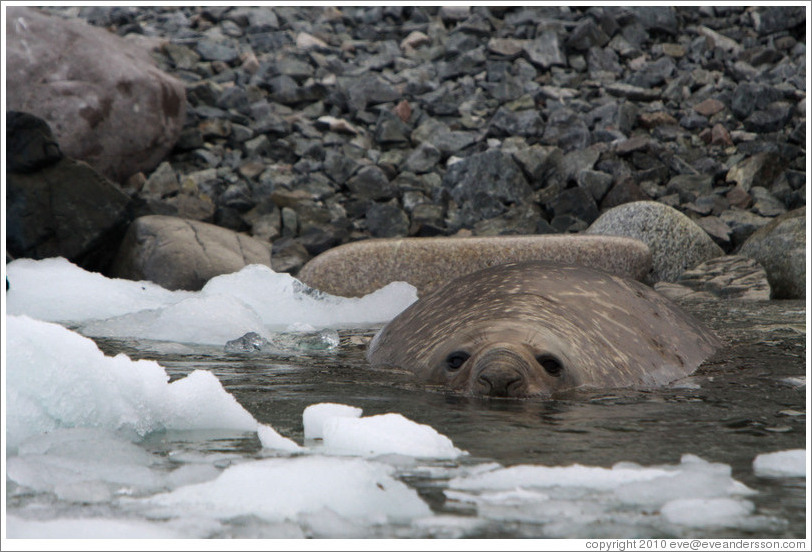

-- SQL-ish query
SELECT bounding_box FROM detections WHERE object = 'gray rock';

[366,201,410,238]
[665,174,714,203]
[720,209,772,247]
[442,150,532,222]
[110,215,272,290]
[403,142,441,174]
[6,7,186,183]
[298,235,652,297]
[489,107,545,137]
[586,200,724,282]
[738,207,805,299]
[577,169,614,202]
[654,255,771,301]
[725,152,785,192]
[346,165,397,201]
[750,187,787,217]
[523,31,566,68]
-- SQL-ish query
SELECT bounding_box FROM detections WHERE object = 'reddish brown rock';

[6,7,186,183]
[693,98,726,117]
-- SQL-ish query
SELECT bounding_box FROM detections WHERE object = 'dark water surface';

[93,299,807,538]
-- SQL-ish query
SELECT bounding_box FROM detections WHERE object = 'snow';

[303,402,363,439]
[752,449,807,478]
[660,497,755,527]
[6,516,184,539]
[6,257,418,344]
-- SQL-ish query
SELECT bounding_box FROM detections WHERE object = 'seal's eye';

[536,354,563,377]
[445,351,470,371]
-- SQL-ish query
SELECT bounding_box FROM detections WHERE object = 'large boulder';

[6,7,186,183]
[298,235,652,297]
[738,207,805,299]
[110,215,273,291]
[586,201,724,283]
[7,112,132,271]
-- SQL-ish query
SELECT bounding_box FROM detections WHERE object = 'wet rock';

[655,255,771,301]
[298,235,652,297]
[719,209,772,248]
[738,207,805,299]
[6,7,186,183]
[110,215,272,290]
[586,201,724,283]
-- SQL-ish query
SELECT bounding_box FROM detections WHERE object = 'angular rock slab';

[298,235,652,297]
[739,207,806,299]
[7,156,131,268]
[654,255,771,301]
[6,7,186,183]
[111,215,272,291]
[586,201,724,283]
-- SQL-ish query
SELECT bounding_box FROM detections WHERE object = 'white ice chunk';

[6,257,188,323]
[661,497,755,527]
[6,258,417,343]
[449,462,676,492]
[303,402,363,439]
[752,449,806,478]
[322,412,465,459]
[257,424,302,452]
[141,456,431,524]
[7,429,163,499]
[200,263,417,328]
[6,515,184,539]
[7,315,258,449]
[80,293,271,344]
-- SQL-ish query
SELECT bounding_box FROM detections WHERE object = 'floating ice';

[6,258,417,344]
[139,456,432,525]
[257,424,302,453]
[660,497,755,527]
[6,257,188,322]
[322,412,466,459]
[6,315,259,449]
[5,515,184,539]
[303,402,364,439]
[445,454,768,535]
[752,449,806,478]
[302,403,465,459]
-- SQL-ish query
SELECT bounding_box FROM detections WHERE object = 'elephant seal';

[368,261,721,398]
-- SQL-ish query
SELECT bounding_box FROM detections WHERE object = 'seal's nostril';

[477,369,524,397]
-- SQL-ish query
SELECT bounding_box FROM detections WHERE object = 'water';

[47,298,803,539]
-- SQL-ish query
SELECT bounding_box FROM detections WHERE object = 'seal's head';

[368,261,721,399]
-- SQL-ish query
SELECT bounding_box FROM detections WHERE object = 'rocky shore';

[5,5,807,298]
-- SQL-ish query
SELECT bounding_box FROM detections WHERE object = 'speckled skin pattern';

[368,261,721,398]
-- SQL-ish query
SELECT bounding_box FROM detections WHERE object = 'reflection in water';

[72,300,810,537]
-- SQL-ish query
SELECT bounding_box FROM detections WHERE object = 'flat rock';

[6,7,186,183]
[586,201,724,283]
[738,207,806,299]
[110,215,272,291]
[654,255,771,301]
[298,235,652,297]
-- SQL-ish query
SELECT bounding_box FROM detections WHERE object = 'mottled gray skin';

[368,261,721,398]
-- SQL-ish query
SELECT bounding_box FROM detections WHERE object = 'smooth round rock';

[738,207,805,299]
[110,215,272,290]
[586,201,724,283]
[298,235,652,297]
[6,7,186,183]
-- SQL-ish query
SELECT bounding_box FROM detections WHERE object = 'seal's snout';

[472,346,529,397]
